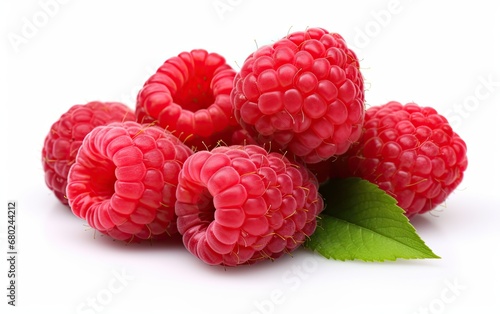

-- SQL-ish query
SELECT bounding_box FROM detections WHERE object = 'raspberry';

[136,49,240,151]
[331,101,468,217]
[42,101,135,205]
[66,121,193,242]
[175,145,324,266]
[231,27,365,164]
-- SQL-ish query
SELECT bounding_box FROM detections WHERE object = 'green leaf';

[305,177,440,261]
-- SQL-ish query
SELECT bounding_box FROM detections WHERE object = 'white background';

[1,0,499,313]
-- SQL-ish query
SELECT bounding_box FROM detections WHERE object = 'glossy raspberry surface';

[332,101,468,217]
[42,101,135,205]
[175,145,324,266]
[66,121,193,241]
[136,49,240,151]
[231,27,365,164]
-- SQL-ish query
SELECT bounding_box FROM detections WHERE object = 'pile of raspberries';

[42,27,467,267]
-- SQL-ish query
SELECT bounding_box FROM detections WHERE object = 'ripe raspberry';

[42,101,135,205]
[136,49,240,151]
[66,121,193,242]
[175,145,324,266]
[331,101,468,217]
[231,27,365,164]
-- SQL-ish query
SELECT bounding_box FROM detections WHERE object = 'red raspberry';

[136,49,240,151]
[42,101,135,205]
[231,27,365,164]
[175,145,324,266]
[331,101,468,217]
[66,121,193,242]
